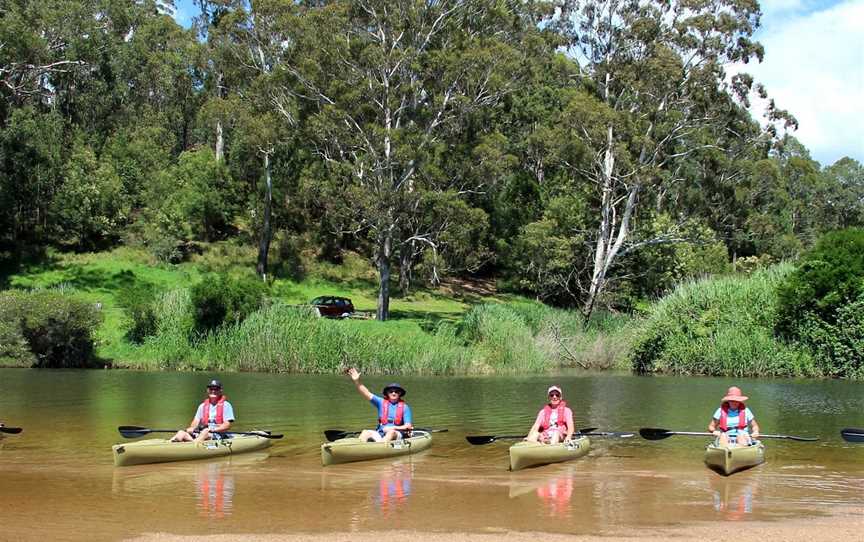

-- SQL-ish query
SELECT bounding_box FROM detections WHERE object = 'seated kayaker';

[526,386,574,445]
[170,379,235,443]
[347,367,413,442]
[708,386,760,447]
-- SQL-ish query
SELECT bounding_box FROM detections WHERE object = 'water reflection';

[508,468,575,520]
[373,462,414,515]
[708,473,758,521]
[196,461,235,519]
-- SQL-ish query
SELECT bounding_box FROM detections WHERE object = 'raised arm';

[347,368,373,401]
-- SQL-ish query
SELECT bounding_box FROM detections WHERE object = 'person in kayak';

[708,386,760,447]
[170,379,235,443]
[347,367,413,442]
[526,385,574,445]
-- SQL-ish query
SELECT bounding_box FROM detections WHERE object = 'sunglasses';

[207,387,222,392]
[548,392,561,398]
[386,390,401,395]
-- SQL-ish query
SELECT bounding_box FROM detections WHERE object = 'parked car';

[310,296,355,318]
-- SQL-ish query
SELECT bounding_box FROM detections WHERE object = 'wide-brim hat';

[721,386,748,403]
[382,383,406,397]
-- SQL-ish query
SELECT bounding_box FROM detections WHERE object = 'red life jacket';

[379,400,405,426]
[540,401,569,431]
[201,396,227,426]
[718,403,748,431]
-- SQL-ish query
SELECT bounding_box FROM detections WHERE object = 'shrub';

[776,228,864,337]
[115,278,158,343]
[0,289,102,368]
[631,264,816,377]
[190,274,269,334]
[774,229,864,377]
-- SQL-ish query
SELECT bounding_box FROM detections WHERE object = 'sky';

[170,0,863,167]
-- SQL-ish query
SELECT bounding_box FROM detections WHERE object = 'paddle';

[324,428,448,442]
[840,428,864,443]
[117,426,283,439]
[0,426,23,434]
[639,427,819,442]
[466,427,605,445]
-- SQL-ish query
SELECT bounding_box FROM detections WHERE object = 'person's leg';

[548,431,561,445]
[194,428,212,444]
[719,432,730,446]
[381,429,400,442]
[736,432,751,446]
[360,429,382,442]
[171,430,193,442]
[526,429,540,443]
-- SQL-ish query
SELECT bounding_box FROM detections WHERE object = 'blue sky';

[170,0,862,166]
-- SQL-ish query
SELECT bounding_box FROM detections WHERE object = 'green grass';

[2,244,635,374]
[631,263,817,377]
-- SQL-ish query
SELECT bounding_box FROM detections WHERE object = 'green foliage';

[775,229,864,377]
[190,273,269,334]
[0,289,102,368]
[632,264,816,377]
[776,229,864,335]
[51,138,128,248]
[115,275,158,344]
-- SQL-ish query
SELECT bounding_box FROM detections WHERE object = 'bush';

[115,278,158,343]
[0,289,102,368]
[190,274,269,334]
[632,264,816,377]
[776,228,864,336]
[775,229,864,377]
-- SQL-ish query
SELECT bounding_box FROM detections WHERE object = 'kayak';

[112,434,272,467]
[321,430,432,466]
[704,440,765,475]
[509,437,591,471]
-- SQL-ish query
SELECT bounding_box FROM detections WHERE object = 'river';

[0,369,861,540]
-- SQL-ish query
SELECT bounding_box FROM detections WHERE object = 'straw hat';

[721,386,748,403]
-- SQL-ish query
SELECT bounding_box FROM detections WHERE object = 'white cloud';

[742,0,864,165]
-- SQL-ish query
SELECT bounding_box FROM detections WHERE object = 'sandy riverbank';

[127,511,862,542]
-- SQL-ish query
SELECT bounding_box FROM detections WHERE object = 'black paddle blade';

[466,435,498,445]
[0,426,23,434]
[466,435,526,445]
[577,427,598,435]
[324,430,356,442]
[841,428,864,443]
[639,427,674,440]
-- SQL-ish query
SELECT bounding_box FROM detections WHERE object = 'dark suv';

[310,296,355,318]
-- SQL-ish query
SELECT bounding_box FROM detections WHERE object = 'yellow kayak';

[704,440,765,475]
[112,435,272,467]
[321,430,432,466]
[509,437,591,471]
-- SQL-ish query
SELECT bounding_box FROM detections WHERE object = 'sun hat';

[721,386,748,403]
[547,385,563,397]
[382,383,406,397]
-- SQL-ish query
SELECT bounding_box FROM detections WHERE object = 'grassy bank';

[1,246,637,374]
[632,263,818,377]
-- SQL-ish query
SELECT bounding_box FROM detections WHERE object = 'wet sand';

[127,510,863,542]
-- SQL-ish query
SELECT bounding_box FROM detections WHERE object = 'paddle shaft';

[466,427,601,445]
[641,428,818,442]
[324,427,447,442]
[118,426,282,439]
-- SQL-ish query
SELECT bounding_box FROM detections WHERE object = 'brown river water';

[0,369,862,540]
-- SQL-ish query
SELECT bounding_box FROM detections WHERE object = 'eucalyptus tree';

[270,0,539,320]
[552,0,796,317]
